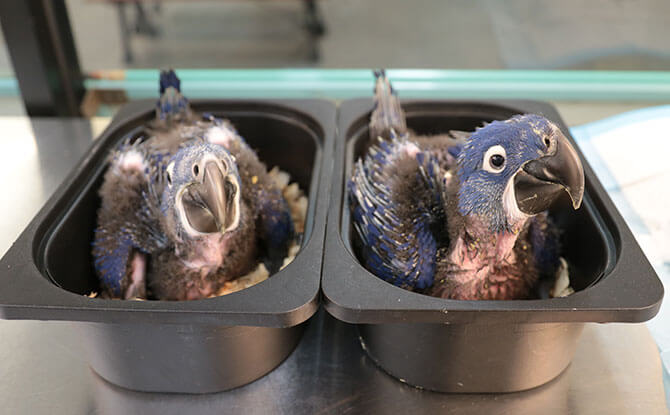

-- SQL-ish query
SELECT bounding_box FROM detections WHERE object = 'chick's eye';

[482,145,507,173]
[166,171,172,186]
[490,154,504,167]
[193,164,200,177]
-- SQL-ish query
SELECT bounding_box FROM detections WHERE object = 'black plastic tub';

[0,99,335,393]
[323,98,663,393]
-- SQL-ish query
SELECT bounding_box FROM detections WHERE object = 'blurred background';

[4,0,670,71]
[3,0,670,116]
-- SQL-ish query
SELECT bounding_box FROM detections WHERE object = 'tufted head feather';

[156,69,190,121]
[159,69,181,93]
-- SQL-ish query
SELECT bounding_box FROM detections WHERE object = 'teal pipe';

[3,69,670,101]
[100,69,670,101]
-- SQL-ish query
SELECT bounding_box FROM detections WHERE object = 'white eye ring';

[166,161,175,187]
[482,145,507,173]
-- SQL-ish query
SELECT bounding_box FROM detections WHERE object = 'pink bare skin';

[429,176,537,300]
[124,252,147,300]
[432,215,536,300]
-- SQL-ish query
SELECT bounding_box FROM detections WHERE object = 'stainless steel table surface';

[0,116,667,414]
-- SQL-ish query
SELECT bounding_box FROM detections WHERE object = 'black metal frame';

[0,0,84,116]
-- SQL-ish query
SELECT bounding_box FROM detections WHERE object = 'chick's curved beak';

[514,130,585,215]
[182,160,239,234]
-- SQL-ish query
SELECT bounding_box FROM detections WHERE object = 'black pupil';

[166,172,171,184]
[193,165,199,176]
[490,154,505,168]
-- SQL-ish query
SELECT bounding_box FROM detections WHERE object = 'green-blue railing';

[2,69,670,101]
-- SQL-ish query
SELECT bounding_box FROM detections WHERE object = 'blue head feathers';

[457,114,584,232]
[161,140,241,243]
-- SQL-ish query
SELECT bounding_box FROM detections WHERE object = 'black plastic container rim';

[0,99,336,327]
[322,98,664,325]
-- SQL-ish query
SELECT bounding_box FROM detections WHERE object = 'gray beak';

[182,160,239,234]
[514,130,585,215]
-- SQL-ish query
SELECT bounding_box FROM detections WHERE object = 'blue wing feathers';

[254,188,295,274]
[349,138,443,290]
[259,195,294,249]
[92,231,133,297]
[93,140,167,296]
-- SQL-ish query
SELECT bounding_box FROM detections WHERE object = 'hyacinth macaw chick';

[93,139,248,300]
[93,69,295,300]
[349,72,584,300]
[93,135,294,300]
